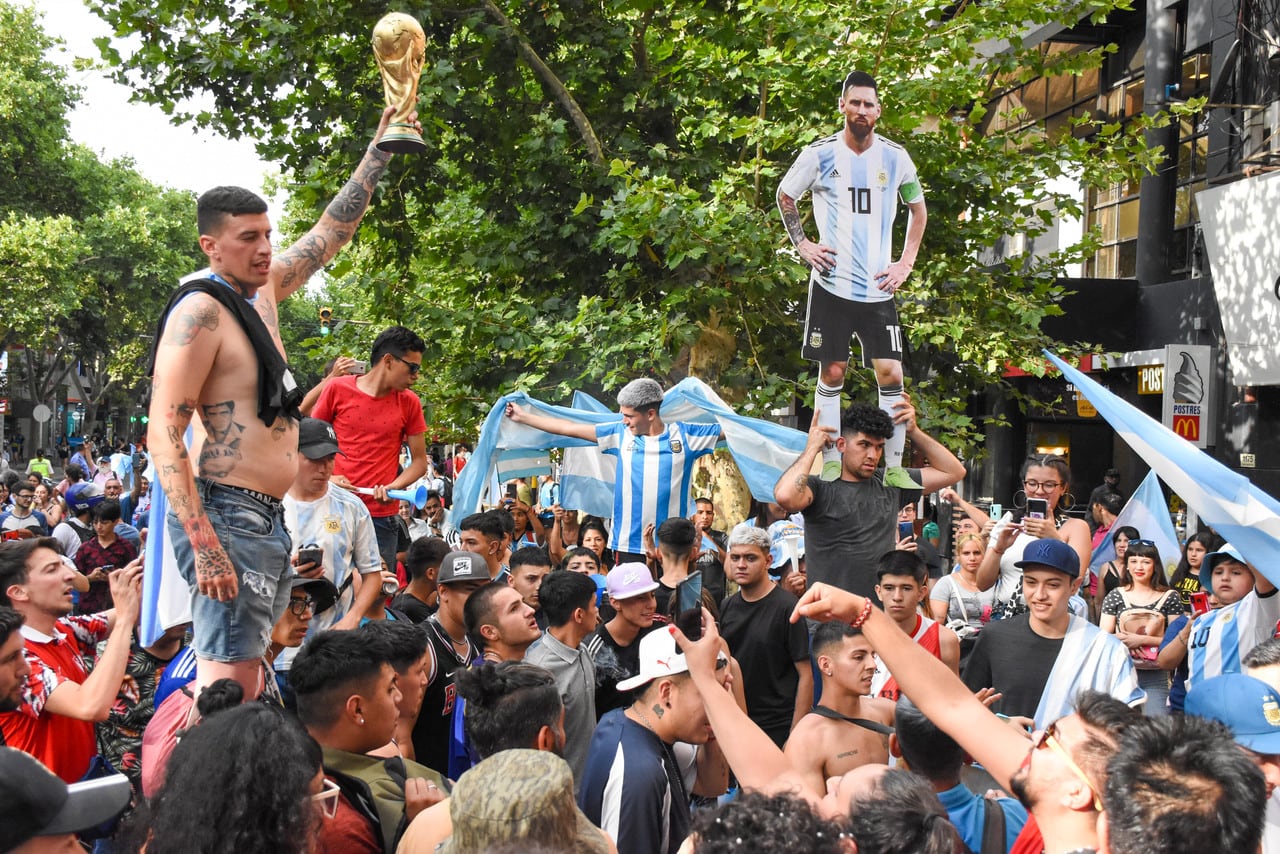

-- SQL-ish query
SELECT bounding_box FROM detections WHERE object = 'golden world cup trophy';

[372,12,427,153]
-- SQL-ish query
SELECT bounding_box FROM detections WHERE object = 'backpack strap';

[809,704,894,735]
[980,796,1007,854]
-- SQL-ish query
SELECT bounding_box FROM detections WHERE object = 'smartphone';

[298,547,324,567]
[989,503,1003,518]
[1190,591,1210,616]
[1026,498,1049,520]
[349,359,368,375]
[677,572,704,614]
[898,520,915,541]
[506,483,518,500]
[675,607,703,642]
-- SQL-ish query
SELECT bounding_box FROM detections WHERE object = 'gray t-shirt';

[801,470,921,599]
[525,631,596,790]
[930,574,996,630]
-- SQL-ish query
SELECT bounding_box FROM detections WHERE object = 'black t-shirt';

[802,471,921,599]
[718,585,809,746]
[694,530,728,604]
[961,614,1064,719]
[389,591,436,624]
[583,622,655,718]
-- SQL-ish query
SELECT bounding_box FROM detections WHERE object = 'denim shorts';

[167,479,293,663]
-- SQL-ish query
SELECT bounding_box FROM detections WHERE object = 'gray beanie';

[616,378,664,410]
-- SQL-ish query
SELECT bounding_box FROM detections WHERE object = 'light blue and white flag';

[1048,350,1280,586]
[140,434,192,647]
[453,377,809,517]
[560,391,616,517]
[1089,470,1182,578]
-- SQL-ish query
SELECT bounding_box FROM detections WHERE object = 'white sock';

[815,381,842,465]
[879,384,905,468]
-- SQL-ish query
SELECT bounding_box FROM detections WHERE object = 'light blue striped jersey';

[1187,589,1280,688]
[276,483,382,670]
[595,421,720,555]
[779,133,923,302]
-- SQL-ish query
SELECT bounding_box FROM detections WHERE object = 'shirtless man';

[784,621,893,795]
[148,106,412,701]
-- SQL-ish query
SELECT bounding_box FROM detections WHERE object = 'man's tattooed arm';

[273,144,393,299]
[777,192,808,248]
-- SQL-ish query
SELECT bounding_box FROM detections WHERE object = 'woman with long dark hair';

[1168,531,1221,608]
[1092,525,1139,618]
[1099,540,1185,716]
[139,703,326,854]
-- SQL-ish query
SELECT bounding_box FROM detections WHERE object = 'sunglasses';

[311,777,342,819]
[1030,720,1104,812]
[1128,539,1156,548]
[390,354,422,375]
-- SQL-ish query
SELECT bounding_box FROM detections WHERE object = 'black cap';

[298,417,342,460]
[0,748,132,850]
[290,575,340,614]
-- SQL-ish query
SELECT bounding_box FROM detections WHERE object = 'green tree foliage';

[87,0,1163,449]
[0,0,203,434]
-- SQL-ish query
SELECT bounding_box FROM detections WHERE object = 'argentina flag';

[1089,470,1182,577]
[453,377,809,516]
[1048,351,1280,583]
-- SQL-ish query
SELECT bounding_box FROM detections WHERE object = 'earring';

[1013,490,1026,508]
[357,716,365,725]
[1059,492,1076,512]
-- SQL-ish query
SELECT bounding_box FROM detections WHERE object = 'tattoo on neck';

[652,704,664,719]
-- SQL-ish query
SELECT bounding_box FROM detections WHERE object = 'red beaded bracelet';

[850,597,874,629]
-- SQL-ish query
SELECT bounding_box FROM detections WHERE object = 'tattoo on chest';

[164,302,219,346]
[198,400,245,478]
[836,749,859,759]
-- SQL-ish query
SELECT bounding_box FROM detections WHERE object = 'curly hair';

[840,403,894,441]
[690,791,847,853]
[143,703,322,854]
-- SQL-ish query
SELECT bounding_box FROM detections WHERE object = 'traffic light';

[319,307,333,336]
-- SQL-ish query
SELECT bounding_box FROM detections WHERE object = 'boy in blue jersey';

[777,70,928,487]
[504,379,722,563]
[1184,544,1280,689]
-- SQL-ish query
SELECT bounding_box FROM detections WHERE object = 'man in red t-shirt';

[0,538,142,781]
[312,325,429,571]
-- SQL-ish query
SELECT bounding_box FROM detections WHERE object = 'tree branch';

[481,0,606,167]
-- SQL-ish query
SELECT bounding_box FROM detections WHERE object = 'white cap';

[617,629,687,692]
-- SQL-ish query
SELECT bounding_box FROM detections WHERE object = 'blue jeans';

[167,479,292,663]
[371,514,400,572]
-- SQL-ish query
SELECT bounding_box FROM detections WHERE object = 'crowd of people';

[2,70,1276,854]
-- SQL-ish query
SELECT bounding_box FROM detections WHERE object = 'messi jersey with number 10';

[779,133,923,303]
